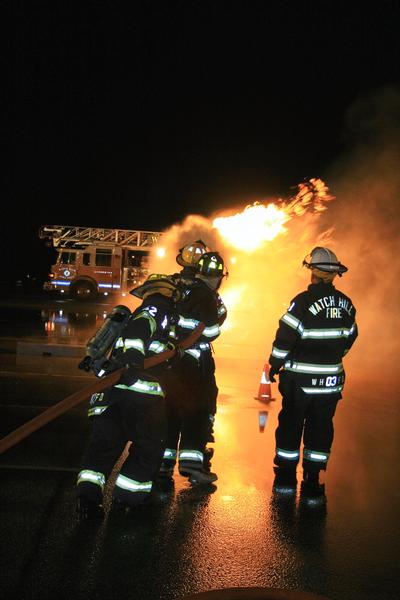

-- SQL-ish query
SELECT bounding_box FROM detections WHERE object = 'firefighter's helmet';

[196,251,226,278]
[130,274,183,301]
[176,240,209,268]
[303,247,348,276]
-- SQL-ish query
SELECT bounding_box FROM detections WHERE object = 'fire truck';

[40,225,163,300]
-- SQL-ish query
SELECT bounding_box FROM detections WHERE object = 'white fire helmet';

[176,240,209,268]
[303,247,348,276]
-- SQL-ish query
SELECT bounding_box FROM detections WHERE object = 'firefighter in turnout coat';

[171,241,227,443]
[76,275,183,519]
[268,247,358,501]
[160,250,228,484]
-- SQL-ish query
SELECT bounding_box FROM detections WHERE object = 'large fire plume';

[148,178,335,364]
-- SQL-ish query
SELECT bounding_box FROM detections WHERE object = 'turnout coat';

[269,281,358,396]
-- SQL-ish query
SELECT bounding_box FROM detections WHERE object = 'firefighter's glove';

[167,340,185,360]
[269,367,280,383]
[78,355,93,372]
[92,357,125,378]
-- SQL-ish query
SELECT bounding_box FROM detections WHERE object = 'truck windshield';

[59,252,76,265]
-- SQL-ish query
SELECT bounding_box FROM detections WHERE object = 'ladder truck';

[39,225,163,301]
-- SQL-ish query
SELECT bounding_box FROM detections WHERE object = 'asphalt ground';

[0,292,399,600]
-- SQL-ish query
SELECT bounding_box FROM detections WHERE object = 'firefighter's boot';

[179,448,218,484]
[300,471,326,505]
[272,466,297,495]
[179,462,218,484]
[179,460,218,484]
[76,496,104,521]
[186,467,218,485]
[158,448,177,479]
[158,458,175,479]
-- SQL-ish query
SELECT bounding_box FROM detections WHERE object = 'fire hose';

[0,323,205,455]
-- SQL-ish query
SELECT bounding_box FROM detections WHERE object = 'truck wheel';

[70,280,98,301]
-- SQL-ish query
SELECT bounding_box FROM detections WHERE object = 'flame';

[282,177,335,215]
[206,178,337,352]
[213,203,289,251]
[147,178,336,362]
[212,178,335,252]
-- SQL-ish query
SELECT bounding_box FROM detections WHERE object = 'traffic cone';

[255,363,274,402]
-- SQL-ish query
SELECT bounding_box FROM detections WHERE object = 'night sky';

[9,1,400,284]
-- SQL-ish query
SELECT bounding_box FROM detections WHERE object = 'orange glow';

[156,246,166,258]
[213,202,290,251]
[143,126,399,537]
[221,285,245,310]
[207,178,336,322]
[283,177,335,215]
[148,178,338,363]
[212,177,335,253]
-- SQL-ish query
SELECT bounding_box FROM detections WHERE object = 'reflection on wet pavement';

[1,297,399,600]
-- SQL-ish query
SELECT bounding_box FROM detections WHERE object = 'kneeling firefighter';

[76,274,184,519]
[160,249,228,484]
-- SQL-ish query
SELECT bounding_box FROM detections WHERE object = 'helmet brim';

[176,253,190,267]
[303,259,348,275]
[130,275,182,299]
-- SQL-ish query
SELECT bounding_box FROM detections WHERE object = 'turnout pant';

[77,386,166,506]
[274,373,340,474]
[161,356,211,470]
[200,349,219,416]
[200,349,219,442]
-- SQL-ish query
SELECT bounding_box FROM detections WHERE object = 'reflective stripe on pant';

[178,448,203,470]
[274,373,340,473]
[76,469,107,504]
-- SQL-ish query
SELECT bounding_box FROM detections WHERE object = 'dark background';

[9,1,400,285]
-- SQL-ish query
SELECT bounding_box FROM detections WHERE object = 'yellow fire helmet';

[130,274,183,301]
[176,239,209,268]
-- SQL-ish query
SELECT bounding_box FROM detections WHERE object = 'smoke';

[324,85,400,385]
[148,214,226,276]
[148,205,334,368]
[148,85,400,388]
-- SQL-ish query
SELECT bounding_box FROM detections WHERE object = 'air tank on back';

[78,304,131,372]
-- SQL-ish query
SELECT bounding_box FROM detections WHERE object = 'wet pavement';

[0,292,399,600]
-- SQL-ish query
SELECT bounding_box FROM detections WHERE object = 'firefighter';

[76,274,184,520]
[160,250,228,484]
[172,240,227,443]
[268,247,358,503]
